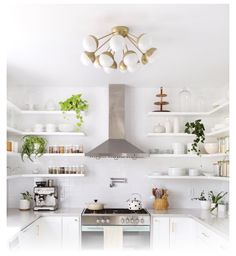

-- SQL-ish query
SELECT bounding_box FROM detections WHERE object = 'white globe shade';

[138,34,153,52]
[99,52,114,67]
[80,52,92,66]
[109,35,125,51]
[104,67,114,74]
[127,62,140,72]
[123,52,138,66]
[83,35,98,52]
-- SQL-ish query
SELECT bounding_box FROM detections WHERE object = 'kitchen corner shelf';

[7,127,86,136]
[147,175,229,181]
[7,174,85,180]
[147,102,229,117]
[147,127,229,137]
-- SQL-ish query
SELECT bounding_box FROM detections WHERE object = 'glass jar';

[53,145,59,154]
[75,145,80,153]
[48,166,53,174]
[59,145,65,154]
[179,88,192,112]
[48,146,53,154]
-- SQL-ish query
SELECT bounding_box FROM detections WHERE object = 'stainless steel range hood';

[85,84,148,158]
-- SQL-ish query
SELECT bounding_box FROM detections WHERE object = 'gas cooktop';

[83,208,149,215]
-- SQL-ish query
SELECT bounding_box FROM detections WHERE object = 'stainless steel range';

[81,208,150,250]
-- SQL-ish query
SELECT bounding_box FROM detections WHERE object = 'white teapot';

[127,193,142,211]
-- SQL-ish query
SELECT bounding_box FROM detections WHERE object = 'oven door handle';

[82,226,104,232]
[123,226,150,232]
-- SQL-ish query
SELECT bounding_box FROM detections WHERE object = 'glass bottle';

[179,88,192,112]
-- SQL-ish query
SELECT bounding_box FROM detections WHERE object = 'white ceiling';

[7,4,229,88]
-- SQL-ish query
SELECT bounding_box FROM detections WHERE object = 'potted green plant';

[59,94,89,129]
[208,191,228,213]
[185,119,205,155]
[21,135,47,162]
[192,190,211,210]
[19,191,33,211]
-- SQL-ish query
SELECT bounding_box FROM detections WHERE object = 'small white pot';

[218,204,226,213]
[200,200,211,210]
[19,199,30,210]
[172,143,186,154]
[210,203,218,214]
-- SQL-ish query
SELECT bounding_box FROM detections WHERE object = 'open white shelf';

[147,175,229,181]
[21,110,76,115]
[7,127,86,136]
[147,102,229,117]
[7,152,85,157]
[7,174,85,179]
[147,127,229,137]
[150,153,228,158]
[21,131,86,136]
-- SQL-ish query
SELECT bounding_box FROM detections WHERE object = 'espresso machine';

[33,180,58,211]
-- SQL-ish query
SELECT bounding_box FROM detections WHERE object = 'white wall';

[7,85,229,209]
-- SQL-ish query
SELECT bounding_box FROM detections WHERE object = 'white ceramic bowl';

[168,167,187,176]
[58,124,74,132]
[188,168,200,176]
[204,143,218,154]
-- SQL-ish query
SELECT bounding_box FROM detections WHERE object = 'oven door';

[81,225,150,250]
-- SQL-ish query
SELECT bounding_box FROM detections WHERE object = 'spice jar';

[53,145,59,154]
[48,166,53,174]
[75,145,80,153]
[48,146,53,154]
[59,145,65,154]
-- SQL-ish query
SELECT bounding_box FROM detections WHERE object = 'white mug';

[46,123,56,132]
[189,168,200,176]
[172,143,186,154]
[34,123,44,132]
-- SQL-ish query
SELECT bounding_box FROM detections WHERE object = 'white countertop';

[7,208,229,240]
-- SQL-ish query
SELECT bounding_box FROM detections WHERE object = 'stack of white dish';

[46,124,56,132]
[34,124,44,132]
[204,143,218,154]
[168,167,187,176]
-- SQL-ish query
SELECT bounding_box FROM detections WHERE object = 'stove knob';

[96,219,100,224]
[106,218,110,224]
[130,218,134,224]
[135,218,139,224]
[126,218,130,224]
[140,218,144,224]
[121,218,125,224]
[101,219,105,224]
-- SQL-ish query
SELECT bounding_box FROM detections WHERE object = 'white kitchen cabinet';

[169,217,195,249]
[62,217,80,250]
[19,219,40,250]
[37,217,62,249]
[196,222,229,251]
[152,217,170,249]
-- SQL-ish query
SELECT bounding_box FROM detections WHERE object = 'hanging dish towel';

[103,226,123,250]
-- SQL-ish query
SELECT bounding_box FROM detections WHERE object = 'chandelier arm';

[98,32,115,41]
[95,37,113,53]
[127,35,144,54]
[128,33,138,41]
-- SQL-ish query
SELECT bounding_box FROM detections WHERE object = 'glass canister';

[179,88,192,112]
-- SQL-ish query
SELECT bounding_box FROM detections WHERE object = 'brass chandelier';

[80,26,157,73]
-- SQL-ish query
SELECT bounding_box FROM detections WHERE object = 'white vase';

[173,117,180,133]
[19,199,30,210]
[165,119,172,133]
[200,200,211,210]
[210,203,218,214]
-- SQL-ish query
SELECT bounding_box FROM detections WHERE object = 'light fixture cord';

[127,35,144,54]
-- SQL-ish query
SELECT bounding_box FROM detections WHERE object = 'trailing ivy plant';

[184,119,205,155]
[59,94,89,129]
[21,135,47,162]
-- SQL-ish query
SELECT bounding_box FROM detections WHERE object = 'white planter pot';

[200,200,211,210]
[19,199,30,210]
[210,203,218,214]
[218,204,226,213]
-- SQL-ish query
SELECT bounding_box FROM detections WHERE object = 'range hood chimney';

[85,84,148,158]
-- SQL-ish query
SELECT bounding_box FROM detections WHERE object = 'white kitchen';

[4,2,232,255]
